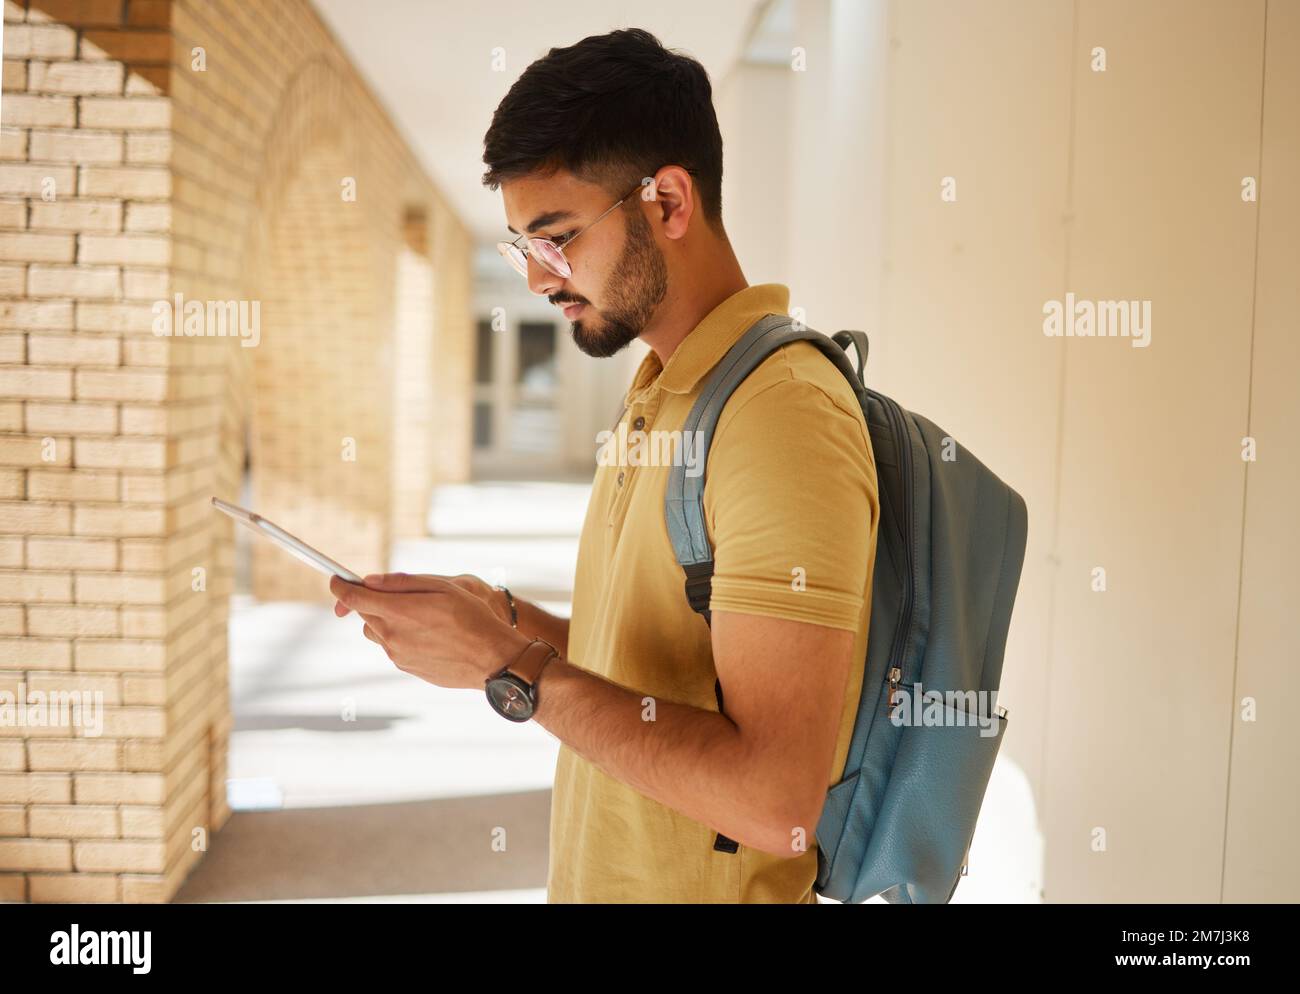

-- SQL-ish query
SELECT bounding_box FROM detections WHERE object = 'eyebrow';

[506,208,577,236]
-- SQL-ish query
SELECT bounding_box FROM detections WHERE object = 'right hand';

[333,572,512,626]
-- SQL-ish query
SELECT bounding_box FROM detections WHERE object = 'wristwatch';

[485,638,559,722]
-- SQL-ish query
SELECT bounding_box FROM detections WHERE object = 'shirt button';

[632,416,646,431]
[617,471,625,486]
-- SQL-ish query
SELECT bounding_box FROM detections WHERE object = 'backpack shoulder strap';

[662,313,869,855]
[664,313,870,627]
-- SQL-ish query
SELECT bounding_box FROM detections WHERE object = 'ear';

[643,166,695,241]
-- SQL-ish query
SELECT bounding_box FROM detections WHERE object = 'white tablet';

[211,497,364,584]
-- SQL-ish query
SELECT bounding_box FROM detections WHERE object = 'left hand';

[329,572,532,690]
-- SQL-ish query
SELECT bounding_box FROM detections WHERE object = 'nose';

[527,254,564,297]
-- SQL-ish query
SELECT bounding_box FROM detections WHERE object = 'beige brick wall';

[390,212,437,537]
[1,0,474,902]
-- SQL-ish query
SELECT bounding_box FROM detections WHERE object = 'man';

[331,27,879,903]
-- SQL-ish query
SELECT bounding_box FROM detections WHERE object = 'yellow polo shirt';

[548,283,879,903]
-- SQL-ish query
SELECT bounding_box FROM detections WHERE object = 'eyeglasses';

[497,180,645,280]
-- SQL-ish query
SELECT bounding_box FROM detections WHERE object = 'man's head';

[482,28,726,358]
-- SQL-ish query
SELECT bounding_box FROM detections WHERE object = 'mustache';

[549,293,588,306]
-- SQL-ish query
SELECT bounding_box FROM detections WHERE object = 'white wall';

[1222,0,1300,903]
[715,0,1299,901]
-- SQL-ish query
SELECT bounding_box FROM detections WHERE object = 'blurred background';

[0,0,1295,903]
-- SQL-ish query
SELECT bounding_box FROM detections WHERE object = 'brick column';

[1,0,201,902]
[1,0,474,903]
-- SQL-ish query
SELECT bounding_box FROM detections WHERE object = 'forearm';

[512,595,570,658]
[531,656,794,857]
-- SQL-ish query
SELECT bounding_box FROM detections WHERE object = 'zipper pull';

[887,666,901,713]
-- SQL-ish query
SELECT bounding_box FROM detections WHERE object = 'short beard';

[569,207,667,359]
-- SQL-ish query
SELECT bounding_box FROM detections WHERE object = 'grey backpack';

[662,313,1028,903]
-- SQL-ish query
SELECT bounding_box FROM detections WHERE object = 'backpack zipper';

[880,393,916,715]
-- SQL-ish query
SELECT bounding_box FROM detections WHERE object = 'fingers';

[330,575,410,617]
[361,614,389,647]
[329,576,354,616]
[329,574,363,604]
[362,572,454,593]
[328,580,397,661]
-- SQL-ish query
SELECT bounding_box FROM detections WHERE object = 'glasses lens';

[498,242,528,277]
[530,239,572,279]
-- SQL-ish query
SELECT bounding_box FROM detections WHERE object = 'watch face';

[487,674,534,722]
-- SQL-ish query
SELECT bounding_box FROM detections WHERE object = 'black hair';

[482,27,724,230]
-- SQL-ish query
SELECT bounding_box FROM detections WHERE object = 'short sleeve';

[702,371,878,632]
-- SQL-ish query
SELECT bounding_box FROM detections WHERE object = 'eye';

[550,230,577,247]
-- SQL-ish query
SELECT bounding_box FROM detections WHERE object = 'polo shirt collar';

[624,283,791,403]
